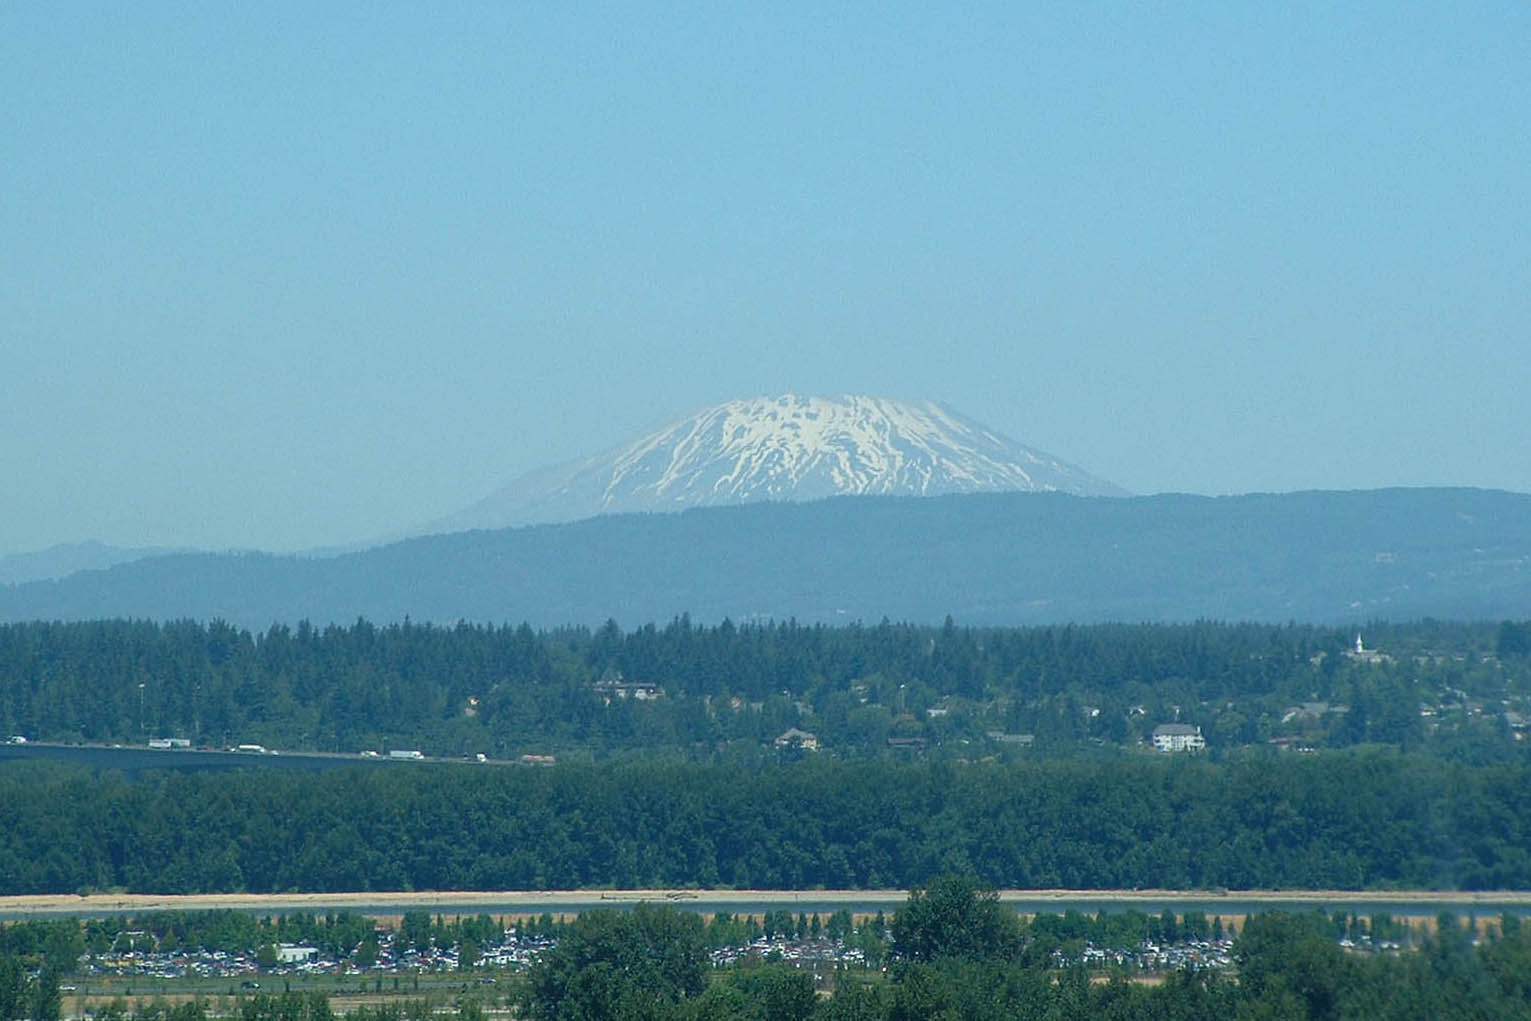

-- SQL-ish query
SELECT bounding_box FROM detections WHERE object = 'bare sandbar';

[4,888,1531,917]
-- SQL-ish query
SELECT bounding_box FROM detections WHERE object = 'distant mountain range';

[3,488,1528,629]
[419,393,1127,534]
[0,540,194,587]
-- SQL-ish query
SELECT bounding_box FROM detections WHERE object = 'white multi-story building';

[1152,723,1205,753]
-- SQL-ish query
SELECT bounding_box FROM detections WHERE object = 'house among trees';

[773,728,819,751]
[1505,711,1529,740]
[1280,701,1349,725]
[1152,723,1205,753]
[593,675,665,702]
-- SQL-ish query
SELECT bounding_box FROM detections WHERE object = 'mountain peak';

[427,394,1126,535]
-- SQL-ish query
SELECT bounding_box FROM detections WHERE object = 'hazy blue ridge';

[0,488,1527,629]
[0,540,196,586]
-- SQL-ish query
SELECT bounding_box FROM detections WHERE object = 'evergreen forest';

[3,616,1530,761]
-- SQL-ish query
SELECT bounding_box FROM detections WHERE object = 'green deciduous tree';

[0,956,29,1021]
[1234,913,1351,1020]
[891,876,1021,964]
[524,904,706,1020]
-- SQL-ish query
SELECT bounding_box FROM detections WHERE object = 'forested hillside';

[6,616,1531,898]
[4,488,1530,627]
[2,617,1529,759]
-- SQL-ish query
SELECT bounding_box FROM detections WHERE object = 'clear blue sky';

[4,3,1528,555]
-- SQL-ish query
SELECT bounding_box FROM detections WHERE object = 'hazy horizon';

[6,5,1529,558]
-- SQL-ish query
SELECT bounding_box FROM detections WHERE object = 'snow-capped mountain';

[425,394,1127,535]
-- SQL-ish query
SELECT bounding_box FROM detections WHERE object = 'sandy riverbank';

[5,888,1531,917]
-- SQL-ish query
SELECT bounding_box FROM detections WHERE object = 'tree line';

[3,752,1530,895]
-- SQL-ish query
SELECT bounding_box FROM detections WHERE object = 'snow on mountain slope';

[425,394,1127,535]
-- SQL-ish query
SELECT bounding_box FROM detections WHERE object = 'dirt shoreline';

[5,888,1531,916]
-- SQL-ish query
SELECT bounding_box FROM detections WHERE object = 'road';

[0,741,486,774]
